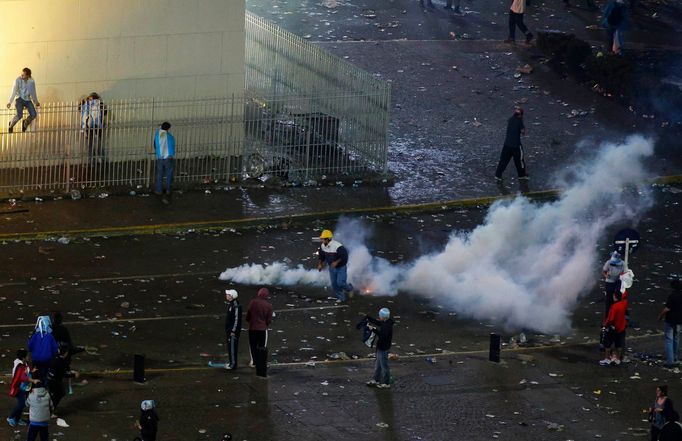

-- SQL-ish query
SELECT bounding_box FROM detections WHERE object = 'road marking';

[79,271,219,283]
[0,304,349,329]
[23,331,661,378]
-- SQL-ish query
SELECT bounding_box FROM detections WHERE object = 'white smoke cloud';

[220,136,655,333]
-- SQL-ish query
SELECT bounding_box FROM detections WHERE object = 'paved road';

[1,183,680,440]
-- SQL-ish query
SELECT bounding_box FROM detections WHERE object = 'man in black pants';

[495,107,528,181]
[224,290,242,370]
[505,0,533,44]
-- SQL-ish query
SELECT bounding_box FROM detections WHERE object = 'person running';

[505,0,533,44]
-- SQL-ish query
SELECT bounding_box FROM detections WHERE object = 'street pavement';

[1,0,682,440]
[0,184,681,440]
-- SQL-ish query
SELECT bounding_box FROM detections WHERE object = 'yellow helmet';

[320,229,333,239]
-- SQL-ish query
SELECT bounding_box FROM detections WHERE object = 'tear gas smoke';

[220,136,654,333]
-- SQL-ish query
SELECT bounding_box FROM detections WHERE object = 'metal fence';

[0,13,390,195]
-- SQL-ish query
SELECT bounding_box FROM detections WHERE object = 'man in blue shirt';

[153,122,176,205]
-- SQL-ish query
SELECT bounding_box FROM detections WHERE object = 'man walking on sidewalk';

[224,290,242,370]
[495,108,528,181]
[153,122,176,205]
[246,288,273,377]
[505,0,533,44]
[7,67,40,133]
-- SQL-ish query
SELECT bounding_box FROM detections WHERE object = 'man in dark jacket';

[246,288,274,377]
[224,289,242,370]
[366,308,394,388]
[48,345,79,418]
[659,279,682,367]
[495,107,528,181]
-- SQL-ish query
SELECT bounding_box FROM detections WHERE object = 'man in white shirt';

[7,67,40,133]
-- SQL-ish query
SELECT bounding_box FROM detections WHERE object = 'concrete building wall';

[0,0,245,102]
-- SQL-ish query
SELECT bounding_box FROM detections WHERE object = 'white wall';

[0,0,245,102]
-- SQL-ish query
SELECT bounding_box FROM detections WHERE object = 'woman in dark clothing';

[650,385,675,441]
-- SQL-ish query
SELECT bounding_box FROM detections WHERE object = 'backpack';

[8,363,30,397]
[607,3,624,27]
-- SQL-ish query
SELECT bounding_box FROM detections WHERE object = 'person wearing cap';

[224,290,242,370]
[153,121,176,205]
[659,279,682,368]
[494,108,528,182]
[245,288,273,377]
[602,251,626,316]
[365,308,395,388]
[317,229,353,302]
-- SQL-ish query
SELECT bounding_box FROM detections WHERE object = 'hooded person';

[27,316,58,383]
[245,288,273,377]
[25,382,53,441]
[136,400,159,441]
[224,289,242,370]
[365,308,395,388]
[602,251,626,316]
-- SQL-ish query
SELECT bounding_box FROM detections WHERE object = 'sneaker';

[599,358,611,366]
[611,358,621,366]
[525,33,534,44]
[366,380,378,387]
[518,175,529,180]
[16,419,26,426]
[377,383,391,389]
[248,362,255,368]
[6,417,16,427]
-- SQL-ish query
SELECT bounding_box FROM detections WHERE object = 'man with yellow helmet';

[317,229,353,302]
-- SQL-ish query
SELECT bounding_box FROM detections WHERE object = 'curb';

[0,175,680,241]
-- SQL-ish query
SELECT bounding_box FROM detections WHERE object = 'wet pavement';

[1,1,682,440]
[0,183,681,440]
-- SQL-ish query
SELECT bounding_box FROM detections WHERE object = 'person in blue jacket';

[27,316,58,384]
[153,121,176,204]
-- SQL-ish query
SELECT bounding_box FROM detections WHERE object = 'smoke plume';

[220,136,654,333]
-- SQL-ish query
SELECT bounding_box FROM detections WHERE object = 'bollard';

[133,354,145,383]
[489,333,501,363]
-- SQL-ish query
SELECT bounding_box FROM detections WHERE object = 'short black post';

[489,333,501,363]
[133,354,145,383]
